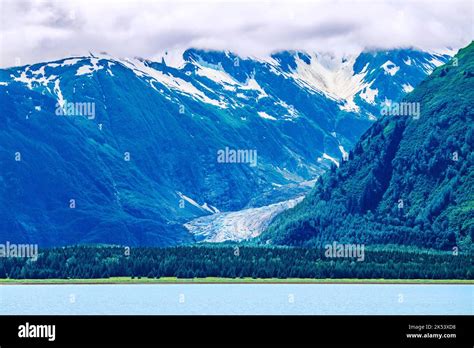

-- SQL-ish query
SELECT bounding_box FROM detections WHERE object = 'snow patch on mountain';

[76,58,104,76]
[239,77,268,100]
[157,50,187,69]
[288,53,370,112]
[339,99,360,112]
[61,58,82,67]
[177,192,219,214]
[196,64,238,86]
[106,62,115,76]
[275,99,299,119]
[194,62,268,102]
[338,145,348,159]
[402,83,414,93]
[54,79,65,108]
[258,111,277,120]
[318,153,339,167]
[359,85,378,104]
[381,60,400,76]
[368,113,377,121]
[11,66,57,90]
[429,56,447,68]
[119,58,227,108]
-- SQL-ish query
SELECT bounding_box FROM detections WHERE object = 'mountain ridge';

[262,42,474,252]
[0,47,453,246]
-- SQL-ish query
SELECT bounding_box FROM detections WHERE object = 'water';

[0,284,472,315]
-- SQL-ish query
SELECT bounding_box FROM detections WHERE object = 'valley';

[0,45,456,247]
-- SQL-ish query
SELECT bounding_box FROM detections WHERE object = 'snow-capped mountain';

[270,48,454,116]
[261,43,474,250]
[0,47,453,246]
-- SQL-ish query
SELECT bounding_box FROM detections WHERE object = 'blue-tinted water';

[0,284,472,315]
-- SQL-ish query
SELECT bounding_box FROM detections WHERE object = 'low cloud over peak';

[0,0,472,67]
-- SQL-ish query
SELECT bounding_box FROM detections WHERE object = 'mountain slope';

[0,48,451,246]
[262,43,474,251]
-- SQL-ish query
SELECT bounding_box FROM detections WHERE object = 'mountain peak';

[262,42,473,251]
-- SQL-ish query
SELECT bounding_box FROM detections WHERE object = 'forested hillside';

[263,43,474,251]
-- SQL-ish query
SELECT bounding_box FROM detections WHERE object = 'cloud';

[0,0,472,67]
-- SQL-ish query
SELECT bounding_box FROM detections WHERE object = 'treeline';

[0,245,471,279]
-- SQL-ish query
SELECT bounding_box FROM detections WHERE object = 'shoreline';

[0,277,472,285]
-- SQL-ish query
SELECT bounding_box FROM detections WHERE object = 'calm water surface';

[0,284,472,315]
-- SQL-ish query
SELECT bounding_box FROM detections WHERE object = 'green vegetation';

[0,245,471,280]
[263,42,474,252]
[0,277,472,284]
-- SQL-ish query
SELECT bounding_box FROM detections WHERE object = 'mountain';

[0,47,452,246]
[269,48,453,117]
[262,43,474,252]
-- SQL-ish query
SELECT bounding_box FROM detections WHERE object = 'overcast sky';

[0,0,472,67]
